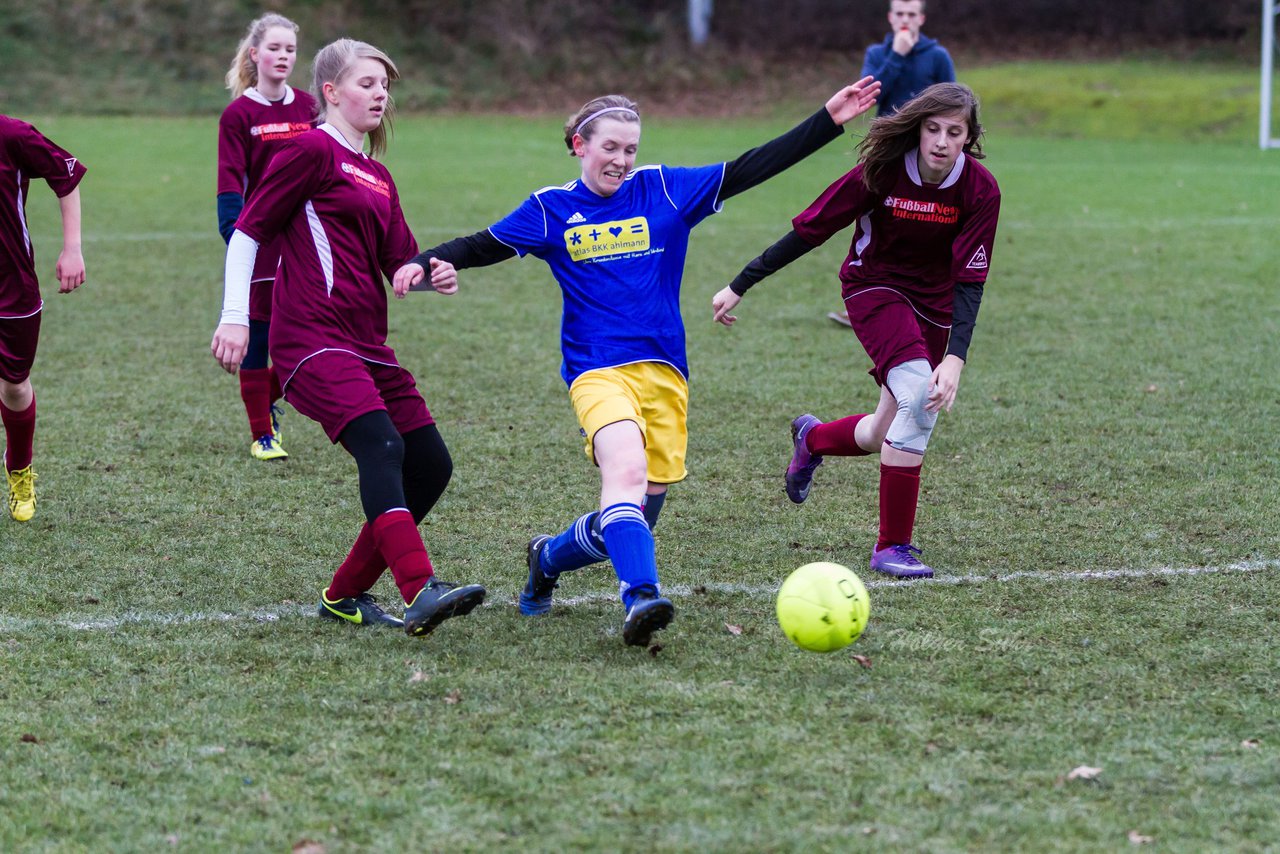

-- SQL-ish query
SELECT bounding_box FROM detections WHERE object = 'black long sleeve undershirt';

[408,230,515,281]
[946,281,984,362]
[718,108,843,202]
[728,230,816,296]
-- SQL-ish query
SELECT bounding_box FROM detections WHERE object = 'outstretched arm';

[54,188,85,293]
[717,77,880,202]
[393,229,517,297]
[711,230,817,327]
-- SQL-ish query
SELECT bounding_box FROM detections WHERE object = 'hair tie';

[573,107,639,137]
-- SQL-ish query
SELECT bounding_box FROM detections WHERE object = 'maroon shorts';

[284,350,434,443]
[844,287,949,386]
[0,311,42,384]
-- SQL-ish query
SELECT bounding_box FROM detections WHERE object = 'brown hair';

[563,95,640,153]
[858,82,985,194]
[225,13,299,99]
[312,39,400,158]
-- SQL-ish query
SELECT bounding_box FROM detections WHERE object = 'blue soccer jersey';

[488,163,725,386]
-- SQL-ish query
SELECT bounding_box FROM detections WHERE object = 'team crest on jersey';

[565,212,586,224]
[966,246,989,270]
[64,157,77,176]
[564,217,650,262]
[341,162,391,198]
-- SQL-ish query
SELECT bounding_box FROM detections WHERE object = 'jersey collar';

[243,85,297,107]
[318,123,368,157]
[904,147,966,189]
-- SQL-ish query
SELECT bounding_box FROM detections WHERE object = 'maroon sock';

[239,368,273,439]
[268,366,283,405]
[806,414,872,456]
[1,396,36,471]
[371,509,435,603]
[877,462,922,550]
[326,523,386,600]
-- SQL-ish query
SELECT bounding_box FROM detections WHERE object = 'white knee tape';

[884,360,938,455]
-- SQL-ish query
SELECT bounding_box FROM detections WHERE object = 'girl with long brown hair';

[712,83,1001,580]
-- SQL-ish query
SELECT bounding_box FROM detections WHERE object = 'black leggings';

[338,411,453,524]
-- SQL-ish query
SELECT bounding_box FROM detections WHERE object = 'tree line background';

[0,0,1265,113]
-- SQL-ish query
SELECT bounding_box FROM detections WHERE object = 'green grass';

[963,58,1265,141]
[1,100,1277,851]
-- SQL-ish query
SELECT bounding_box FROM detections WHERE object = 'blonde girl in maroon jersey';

[713,83,1000,580]
[212,39,485,637]
[217,13,317,461]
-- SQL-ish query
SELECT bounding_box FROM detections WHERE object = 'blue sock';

[540,511,607,576]
[641,491,666,530]
[599,503,659,609]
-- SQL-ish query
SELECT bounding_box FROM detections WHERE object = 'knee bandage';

[884,360,938,455]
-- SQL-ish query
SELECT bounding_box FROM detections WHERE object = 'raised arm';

[717,77,880,202]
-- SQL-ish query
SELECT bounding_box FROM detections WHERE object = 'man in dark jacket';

[861,0,956,116]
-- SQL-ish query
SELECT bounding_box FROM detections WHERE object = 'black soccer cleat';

[519,534,557,616]
[622,591,675,647]
[403,578,487,637]
[317,589,404,629]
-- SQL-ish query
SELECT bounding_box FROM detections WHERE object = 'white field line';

[0,560,1273,634]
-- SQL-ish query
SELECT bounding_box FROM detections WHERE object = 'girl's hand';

[712,286,742,327]
[926,354,965,413]
[428,258,458,295]
[55,247,86,293]
[825,76,882,126]
[392,262,426,298]
[211,323,249,374]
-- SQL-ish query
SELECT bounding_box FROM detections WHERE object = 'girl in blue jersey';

[393,79,880,646]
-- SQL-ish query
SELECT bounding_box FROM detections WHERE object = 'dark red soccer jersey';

[216,86,317,199]
[791,150,1000,324]
[235,126,419,387]
[0,116,87,317]
[217,86,317,283]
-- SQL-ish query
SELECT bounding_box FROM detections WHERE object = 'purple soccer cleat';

[785,414,824,504]
[870,543,934,579]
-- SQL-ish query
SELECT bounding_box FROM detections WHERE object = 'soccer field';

[2,111,1278,851]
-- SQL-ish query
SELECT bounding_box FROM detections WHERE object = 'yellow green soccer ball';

[776,562,871,653]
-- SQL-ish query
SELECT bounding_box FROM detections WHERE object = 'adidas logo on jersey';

[565,212,586,224]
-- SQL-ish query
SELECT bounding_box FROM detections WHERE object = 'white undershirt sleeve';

[220,229,260,326]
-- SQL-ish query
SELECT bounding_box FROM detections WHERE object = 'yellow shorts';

[569,362,689,484]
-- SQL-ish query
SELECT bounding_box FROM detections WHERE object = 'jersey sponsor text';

[341,162,392,198]
[563,217,650,262]
[884,194,960,224]
[250,121,313,142]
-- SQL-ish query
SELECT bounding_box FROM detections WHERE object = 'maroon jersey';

[217,86,317,282]
[235,125,419,387]
[0,116,87,317]
[792,150,1000,325]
